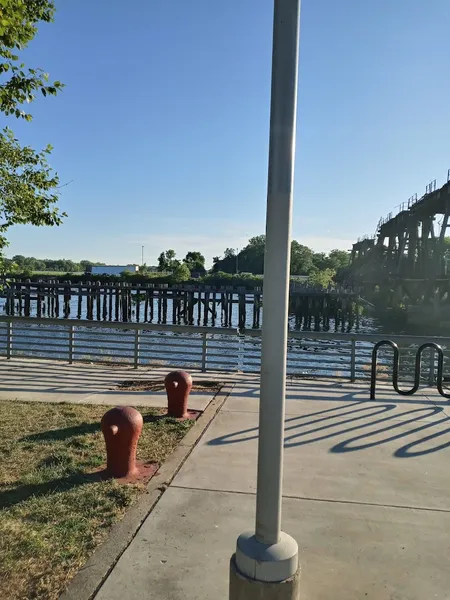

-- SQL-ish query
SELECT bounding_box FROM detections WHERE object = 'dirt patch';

[114,379,221,392]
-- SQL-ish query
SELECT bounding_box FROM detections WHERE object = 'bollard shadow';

[19,412,174,443]
[0,470,107,510]
[207,401,450,458]
[143,412,167,424]
[20,422,100,442]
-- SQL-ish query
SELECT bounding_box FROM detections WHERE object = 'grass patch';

[0,401,193,600]
[31,271,84,276]
[115,379,221,392]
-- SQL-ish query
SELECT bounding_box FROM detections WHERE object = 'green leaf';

[0,1,65,249]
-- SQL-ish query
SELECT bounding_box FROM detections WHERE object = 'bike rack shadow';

[370,340,450,400]
[207,400,450,457]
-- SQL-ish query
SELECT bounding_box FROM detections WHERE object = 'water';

[0,295,385,376]
[4,293,446,378]
[3,291,359,332]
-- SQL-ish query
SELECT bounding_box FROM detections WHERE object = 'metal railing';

[425,179,437,195]
[376,170,450,235]
[374,169,450,240]
[356,234,375,243]
[407,193,418,208]
[1,316,450,381]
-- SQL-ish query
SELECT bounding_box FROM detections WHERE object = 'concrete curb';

[60,383,235,600]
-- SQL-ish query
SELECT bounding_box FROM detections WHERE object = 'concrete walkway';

[91,375,450,599]
[0,358,234,410]
[2,358,449,598]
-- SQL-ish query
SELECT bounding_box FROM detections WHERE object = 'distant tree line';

[156,250,206,277]
[2,255,105,274]
[212,235,350,276]
[3,236,350,290]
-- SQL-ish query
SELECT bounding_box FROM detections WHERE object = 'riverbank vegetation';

[2,236,350,290]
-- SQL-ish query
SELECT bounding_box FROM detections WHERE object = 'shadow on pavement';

[207,401,450,457]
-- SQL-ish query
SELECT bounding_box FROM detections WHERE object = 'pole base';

[230,554,300,600]
[235,531,299,583]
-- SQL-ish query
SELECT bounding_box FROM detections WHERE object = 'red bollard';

[101,406,143,479]
[165,370,193,418]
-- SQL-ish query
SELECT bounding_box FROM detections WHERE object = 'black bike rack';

[370,340,450,400]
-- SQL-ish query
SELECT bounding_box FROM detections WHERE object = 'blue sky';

[5,0,450,266]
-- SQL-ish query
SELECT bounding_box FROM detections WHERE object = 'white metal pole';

[256,0,300,545]
[234,0,301,584]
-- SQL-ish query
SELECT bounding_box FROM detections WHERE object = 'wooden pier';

[0,280,359,331]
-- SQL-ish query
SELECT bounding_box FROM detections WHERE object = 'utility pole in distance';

[230,1,301,599]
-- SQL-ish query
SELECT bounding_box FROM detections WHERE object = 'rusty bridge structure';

[348,169,450,326]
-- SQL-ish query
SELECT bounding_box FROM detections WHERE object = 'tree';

[223,248,236,259]
[0,133,64,251]
[238,235,265,274]
[171,262,190,282]
[290,241,314,275]
[326,249,350,270]
[80,259,105,272]
[0,258,18,274]
[211,235,349,277]
[157,249,178,272]
[311,252,328,271]
[11,254,25,266]
[34,259,46,271]
[212,250,238,274]
[0,1,63,119]
[183,251,206,274]
[308,268,336,290]
[0,1,64,253]
[80,260,93,272]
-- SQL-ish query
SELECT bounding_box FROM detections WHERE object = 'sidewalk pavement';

[0,357,241,410]
[1,358,449,599]
[91,374,450,600]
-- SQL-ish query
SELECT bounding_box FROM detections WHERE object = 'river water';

[3,294,379,333]
[3,295,446,378]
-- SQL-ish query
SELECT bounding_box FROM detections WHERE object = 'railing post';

[201,332,208,372]
[134,329,140,369]
[6,320,12,360]
[428,347,435,386]
[69,325,75,364]
[237,330,246,372]
[350,338,356,382]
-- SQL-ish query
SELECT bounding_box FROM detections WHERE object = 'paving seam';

[170,485,450,514]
